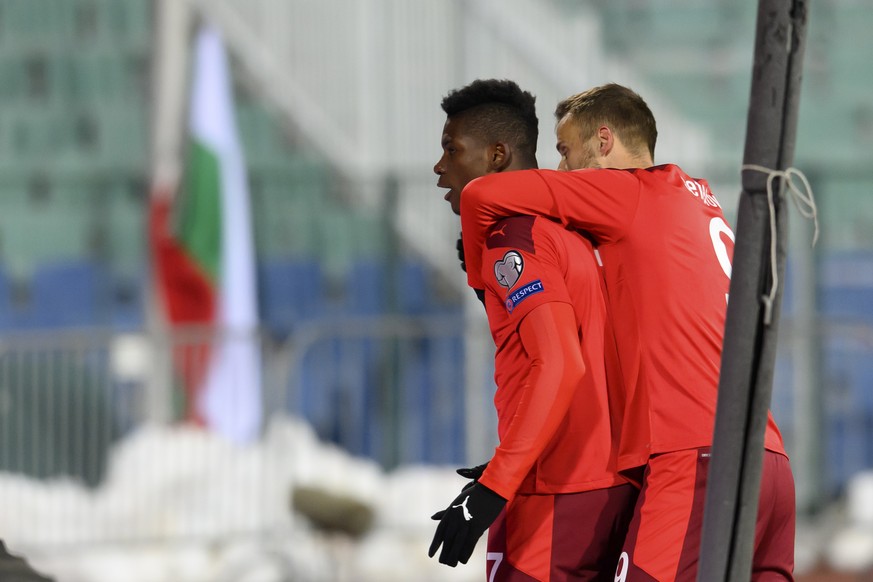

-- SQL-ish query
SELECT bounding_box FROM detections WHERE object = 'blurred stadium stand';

[773,249,873,499]
[0,0,471,480]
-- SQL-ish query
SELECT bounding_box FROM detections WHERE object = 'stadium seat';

[395,260,429,315]
[345,259,386,316]
[820,251,873,323]
[397,333,466,465]
[0,266,13,330]
[258,258,325,338]
[291,333,384,459]
[104,181,146,279]
[343,258,456,316]
[110,273,144,331]
[2,201,91,280]
[95,106,148,169]
[29,260,107,328]
[102,0,151,50]
[252,180,321,258]
[0,57,28,102]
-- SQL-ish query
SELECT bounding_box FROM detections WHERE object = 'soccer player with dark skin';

[429,79,637,581]
[460,83,796,581]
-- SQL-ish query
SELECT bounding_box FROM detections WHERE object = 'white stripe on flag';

[191,24,262,443]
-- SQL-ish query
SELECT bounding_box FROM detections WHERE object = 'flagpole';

[146,0,192,424]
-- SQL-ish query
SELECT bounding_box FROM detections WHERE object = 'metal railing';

[270,314,477,468]
[2,312,870,550]
[0,316,493,550]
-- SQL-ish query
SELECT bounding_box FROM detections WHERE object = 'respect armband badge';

[505,279,544,313]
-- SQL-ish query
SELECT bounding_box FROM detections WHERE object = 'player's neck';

[504,161,538,172]
[603,152,652,170]
[603,139,652,169]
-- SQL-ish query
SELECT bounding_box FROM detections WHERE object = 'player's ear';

[490,142,511,172]
[597,126,614,156]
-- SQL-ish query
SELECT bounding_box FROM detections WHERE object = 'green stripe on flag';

[179,139,222,284]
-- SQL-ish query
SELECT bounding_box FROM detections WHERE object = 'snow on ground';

[3,415,873,580]
[0,416,484,582]
[825,470,873,573]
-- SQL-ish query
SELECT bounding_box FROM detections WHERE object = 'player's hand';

[431,462,491,521]
[456,234,467,272]
[456,461,488,481]
[457,232,487,305]
[428,482,506,567]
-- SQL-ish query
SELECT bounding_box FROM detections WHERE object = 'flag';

[149,24,262,443]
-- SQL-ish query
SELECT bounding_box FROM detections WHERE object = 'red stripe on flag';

[149,193,217,424]
[149,195,216,325]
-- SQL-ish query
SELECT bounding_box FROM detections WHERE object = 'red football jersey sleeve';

[461,165,786,470]
[476,216,624,500]
[461,168,641,290]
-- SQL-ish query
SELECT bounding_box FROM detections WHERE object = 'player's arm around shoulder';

[460,172,556,288]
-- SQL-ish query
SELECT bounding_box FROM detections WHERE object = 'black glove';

[456,461,488,481]
[457,233,487,306]
[431,462,491,521]
[428,482,506,567]
[456,234,467,273]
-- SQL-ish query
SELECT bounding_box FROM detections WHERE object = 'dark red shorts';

[486,483,638,581]
[616,448,795,581]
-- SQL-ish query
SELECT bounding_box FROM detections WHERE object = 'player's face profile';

[434,116,491,215]
[555,114,599,171]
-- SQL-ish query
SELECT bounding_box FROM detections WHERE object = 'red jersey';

[461,165,786,471]
[477,215,625,500]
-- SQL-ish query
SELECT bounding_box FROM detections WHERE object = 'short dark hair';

[555,83,657,160]
[441,79,538,162]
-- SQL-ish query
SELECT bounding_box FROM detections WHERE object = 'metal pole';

[146,0,192,424]
[697,1,808,580]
